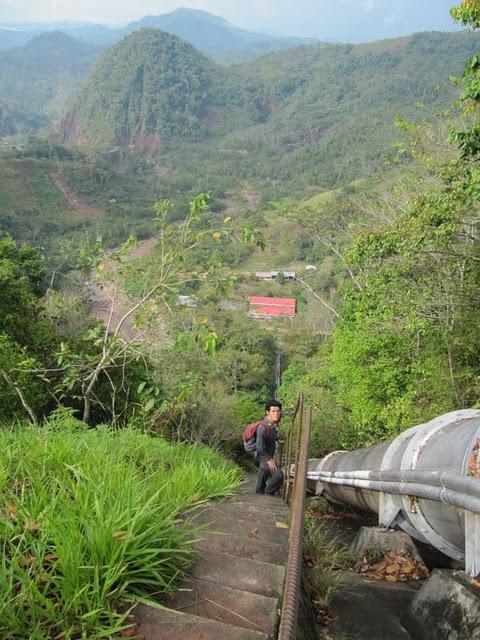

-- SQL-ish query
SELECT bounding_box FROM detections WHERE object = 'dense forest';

[1,1,480,636]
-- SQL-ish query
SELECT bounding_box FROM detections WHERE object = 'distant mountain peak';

[128,8,231,31]
[28,30,78,43]
[167,8,229,24]
[23,30,92,53]
[122,9,316,61]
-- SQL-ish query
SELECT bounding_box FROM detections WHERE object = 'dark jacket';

[256,418,279,467]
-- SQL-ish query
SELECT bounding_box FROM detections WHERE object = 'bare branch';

[294,277,340,318]
[0,370,37,424]
[316,236,363,291]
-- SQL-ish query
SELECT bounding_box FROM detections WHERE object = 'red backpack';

[243,420,270,453]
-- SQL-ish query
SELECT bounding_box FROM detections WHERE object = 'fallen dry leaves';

[305,508,363,521]
[310,596,335,627]
[357,549,429,582]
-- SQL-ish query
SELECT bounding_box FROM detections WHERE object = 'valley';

[1,2,480,638]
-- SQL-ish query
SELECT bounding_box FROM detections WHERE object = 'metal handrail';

[278,397,312,640]
[310,466,480,529]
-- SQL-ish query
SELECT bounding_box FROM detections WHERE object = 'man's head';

[265,399,282,424]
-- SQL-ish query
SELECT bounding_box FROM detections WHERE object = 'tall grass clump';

[0,408,242,639]
[303,517,352,609]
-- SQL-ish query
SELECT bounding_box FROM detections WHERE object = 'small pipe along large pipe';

[306,409,480,576]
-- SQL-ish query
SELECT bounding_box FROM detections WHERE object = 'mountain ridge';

[59,29,262,152]
[0,1,460,44]
[61,28,480,186]
[0,31,100,119]
[0,8,317,62]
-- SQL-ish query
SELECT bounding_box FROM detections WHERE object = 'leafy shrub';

[0,410,241,639]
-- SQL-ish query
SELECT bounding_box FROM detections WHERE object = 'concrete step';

[193,530,287,566]
[195,502,289,528]
[185,497,289,526]
[164,577,280,637]
[188,503,288,524]
[189,549,286,599]
[213,499,290,520]
[237,491,288,506]
[190,509,289,544]
[134,604,269,640]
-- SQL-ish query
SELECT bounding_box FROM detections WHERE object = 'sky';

[0,1,460,40]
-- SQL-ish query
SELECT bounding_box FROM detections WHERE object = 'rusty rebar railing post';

[282,426,293,501]
[292,396,304,494]
[278,403,312,640]
[282,395,302,501]
[281,418,292,500]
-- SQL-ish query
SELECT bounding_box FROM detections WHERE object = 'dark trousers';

[256,465,284,495]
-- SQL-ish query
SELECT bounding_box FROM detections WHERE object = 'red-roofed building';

[249,296,296,319]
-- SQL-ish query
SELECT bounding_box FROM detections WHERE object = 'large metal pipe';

[307,409,480,575]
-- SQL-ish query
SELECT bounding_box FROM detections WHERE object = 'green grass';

[26,171,67,212]
[0,160,34,209]
[304,515,352,608]
[0,408,242,639]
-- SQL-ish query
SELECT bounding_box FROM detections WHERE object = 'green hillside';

[152,30,480,199]
[2,27,479,263]
[0,156,87,251]
[62,30,480,197]
[229,30,480,189]
[0,98,46,136]
[60,29,262,151]
[0,32,100,119]
[0,147,169,259]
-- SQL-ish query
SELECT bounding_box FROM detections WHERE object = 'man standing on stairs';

[255,399,284,495]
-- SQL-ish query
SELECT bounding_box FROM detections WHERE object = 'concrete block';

[199,499,289,520]
[329,570,419,640]
[405,569,480,640]
[351,526,425,565]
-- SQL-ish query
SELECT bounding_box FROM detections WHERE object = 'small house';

[249,296,296,319]
[255,270,296,281]
[255,270,279,281]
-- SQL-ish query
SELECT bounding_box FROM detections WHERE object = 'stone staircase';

[134,476,290,640]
